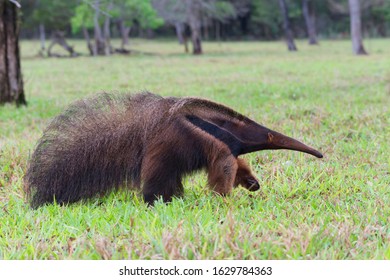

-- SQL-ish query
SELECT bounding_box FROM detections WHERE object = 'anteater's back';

[25,92,169,207]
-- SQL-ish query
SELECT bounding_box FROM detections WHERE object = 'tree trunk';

[174,22,189,53]
[190,23,202,55]
[278,0,298,51]
[0,1,26,106]
[103,14,112,55]
[302,0,318,45]
[348,0,368,55]
[117,19,131,49]
[183,36,189,53]
[39,23,46,52]
[47,31,77,57]
[93,0,106,56]
[186,0,202,55]
[174,22,185,44]
[82,26,94,55]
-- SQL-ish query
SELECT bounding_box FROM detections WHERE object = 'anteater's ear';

[185,115,243,156]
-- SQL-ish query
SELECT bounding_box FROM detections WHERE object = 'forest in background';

[19,0,390,55]
[20,0,390,39]
[3,0,389,104]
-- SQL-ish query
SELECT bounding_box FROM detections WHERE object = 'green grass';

[0,39,389,259]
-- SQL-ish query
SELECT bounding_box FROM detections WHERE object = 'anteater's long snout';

[268,131,323,158]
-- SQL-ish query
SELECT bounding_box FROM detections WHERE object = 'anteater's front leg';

[141,148,184,205]
[207,151,238,195]
[234,158,260,191]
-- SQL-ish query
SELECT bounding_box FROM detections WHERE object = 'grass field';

[0,39,389,259]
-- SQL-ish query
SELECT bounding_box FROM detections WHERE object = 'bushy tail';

[24,93,148,208]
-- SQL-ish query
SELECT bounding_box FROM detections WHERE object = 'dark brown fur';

[24,92,322,207]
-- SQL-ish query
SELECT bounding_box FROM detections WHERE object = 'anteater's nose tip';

[315,152,323,158]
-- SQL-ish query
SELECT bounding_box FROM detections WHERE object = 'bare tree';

[117,19,132,49]
[302,0,318,45]
[47,31,78,57]
[82,26,94,55]
[0,0,26,106]
[186,0,202,54]
[153,0,237,55]
[278,0,297,51]
[152,0,201,54]
[92,0,110,55]
[174,22,189,52]
[75,0,113,56]
[39,23,46,54]
[152,0,189,53]
[327,0,384,54]
[348,0,368,55]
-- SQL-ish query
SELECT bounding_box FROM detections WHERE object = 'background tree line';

[1,0,390,105]
[19,0,390,55]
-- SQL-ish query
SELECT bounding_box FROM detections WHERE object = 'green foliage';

[70,0,163,34]
[70,3,94,34]
[287,0,303,19]
[370,0,390,25]
[250,1,281,38]
[209,1,237,22]
[1,39,389,259]
[18,0,390,40]
[30,0,78,30]
[249,0,303,39]
[113,0,164,29]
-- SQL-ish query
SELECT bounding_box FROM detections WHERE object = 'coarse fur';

[24,92,322,207]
